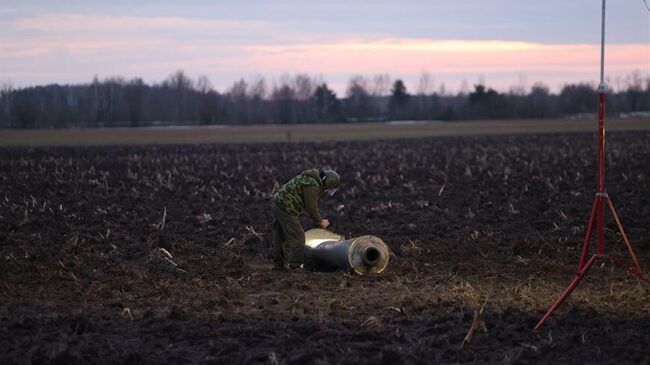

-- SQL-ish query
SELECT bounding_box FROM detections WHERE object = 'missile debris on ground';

[304,228,390,274]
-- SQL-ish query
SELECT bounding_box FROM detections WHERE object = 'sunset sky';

[1,0,649,94]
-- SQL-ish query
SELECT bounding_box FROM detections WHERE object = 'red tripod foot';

[534,254,598,330]
[608,255,650,284]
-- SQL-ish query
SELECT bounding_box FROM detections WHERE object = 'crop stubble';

[1,132,649,364]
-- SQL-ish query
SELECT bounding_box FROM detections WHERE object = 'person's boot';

[287,263,304,271]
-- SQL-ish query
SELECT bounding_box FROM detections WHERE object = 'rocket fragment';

[304,228,390,274]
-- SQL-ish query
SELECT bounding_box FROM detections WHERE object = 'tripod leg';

[606,197,643,274]
[597,196,606,255]
[579,198,599,271]
[608,255,650,283]
[534,254,598,330]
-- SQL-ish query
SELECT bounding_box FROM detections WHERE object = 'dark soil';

[1,132,650,364]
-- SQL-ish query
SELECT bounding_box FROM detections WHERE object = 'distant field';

[0,117,649,147]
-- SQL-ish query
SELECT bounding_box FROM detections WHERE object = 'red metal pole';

[609,255,650,284]
[578,198,598,270]
[534,254,599,330]
[596,91,606,256]
[606,197,643,273]
[598,92,606,194]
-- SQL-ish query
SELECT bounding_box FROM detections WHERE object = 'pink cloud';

[10,13,269,34]
[243,39,646,75]
[1,19,647,93]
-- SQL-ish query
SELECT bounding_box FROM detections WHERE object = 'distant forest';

[1,70,649,128]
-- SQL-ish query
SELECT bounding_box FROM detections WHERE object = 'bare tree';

[371,73,392,97]
[294,73,316,101]
[529,82,552,118]
[196,75,213,94]
[417,71,434,96]
[624,70,643,91]
[166,70,193,91]
[458,79,469,96]
[247,75,268,123]
[229,78,249,123]
[1,81,14,127]
[346,75,372,120]
[247,74,267,100]
[438,82,447,97]
[229,78,248,98]
[193,75,220,125]
[126,78,145,127]
[105,76,127,125]
[509,74,528,96]
[347,75,369,97]
[165,70,194,122]
[293,74,320,122]
[89,76,100,127]
[416,71,435,119]
[477,75,486,87]
[624,70,645,111]
[271,83,296,123]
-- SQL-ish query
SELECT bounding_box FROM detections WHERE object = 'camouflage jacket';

[273,169,324,223]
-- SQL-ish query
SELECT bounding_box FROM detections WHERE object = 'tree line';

[1,70,648,128]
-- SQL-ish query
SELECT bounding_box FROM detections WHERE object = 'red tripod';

[534,1,649,330]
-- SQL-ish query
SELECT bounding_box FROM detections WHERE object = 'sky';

[1,0,649,94]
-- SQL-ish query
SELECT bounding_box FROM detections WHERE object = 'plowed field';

[1,132,649,364]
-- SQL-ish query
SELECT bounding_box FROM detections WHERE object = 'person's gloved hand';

[320,219,330,228]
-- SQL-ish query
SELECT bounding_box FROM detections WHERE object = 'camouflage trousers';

[272,203,305,267]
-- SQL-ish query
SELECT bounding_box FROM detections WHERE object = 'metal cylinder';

[304,228,390,274]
